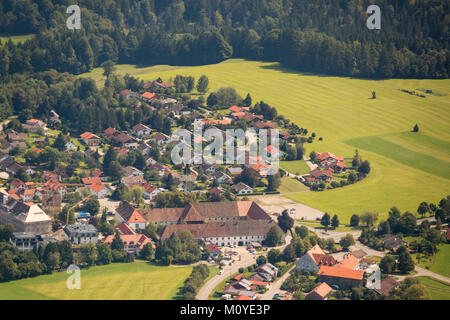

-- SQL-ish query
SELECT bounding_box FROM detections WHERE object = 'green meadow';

[0,34,34,45]
[417,276,450,300]
[81,59,450,223]
[0,262,196,300]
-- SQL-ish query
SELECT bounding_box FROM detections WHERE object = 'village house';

[141,92,159,103]
[296,244,336,272]
[119,89,137,99]
[115,201,147,232]
[80,132,101,146]
[103,233,155,255]
[133,123,152,138]
[151,132,170,146]
[305,282,333,300]
[25,119,47,132]
[122,166,144,178]
[231,182,254,195]
[383,234,407,252]
[317,266,365,290]
[121,175,146,188]
[211,171,232,184]
[307,168,333,184]
[0,189,51,234]
[64,223,99,245]
[89,183,111,199]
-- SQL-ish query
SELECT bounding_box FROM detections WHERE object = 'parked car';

[219,270,223,275]
[273,293,279,300]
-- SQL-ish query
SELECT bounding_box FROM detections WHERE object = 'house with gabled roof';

[115,201,147,231]
[141,92,158,102]
[103,233,155,255]
[133,123,152,138]
[305,282,333,300]
[231,182,254,195]
[318,266,365,290]
[80,132,101,146]
[296,244,337,272]
[89,183,111,199]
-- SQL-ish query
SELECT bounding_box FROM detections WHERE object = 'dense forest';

[0,0,448,78]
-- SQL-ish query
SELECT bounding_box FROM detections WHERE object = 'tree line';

[0,0,448,79]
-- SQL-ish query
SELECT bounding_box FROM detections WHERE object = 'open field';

[412,244,450,278]
[280,160,310,176]
[279,177,310,194]
[81,59,450,223]
[0,261,196,300]
[417,276,450,300]
[0,34,34,45]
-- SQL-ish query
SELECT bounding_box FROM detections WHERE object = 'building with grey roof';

[64,223,99,245]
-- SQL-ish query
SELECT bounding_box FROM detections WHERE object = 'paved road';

[196,235,292,300]
[196,248,257,300]
[259,265,296,300]
[394,266,450,284]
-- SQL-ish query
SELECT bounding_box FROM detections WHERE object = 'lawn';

[80,59,450,223]
[279,177,309,194]
[413,244,450,278]
[280,160,310,176]
[0,34,34,45]
[417,276,450,300]
[0,261,195,300]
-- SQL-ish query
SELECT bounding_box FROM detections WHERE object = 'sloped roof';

[318,266,365,280]
[307,282,333,298]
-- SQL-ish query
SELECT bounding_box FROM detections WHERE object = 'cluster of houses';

[305,152,349,184]
[62,220,156,256]
[297,245,398,299]
[222,263,279,300]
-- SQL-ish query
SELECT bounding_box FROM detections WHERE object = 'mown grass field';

[0,34,34,45]
[414,244,450,278]
[280,160,310,176]
[81,59,450,223]
[417,276,450,300]
[0,261,195,300]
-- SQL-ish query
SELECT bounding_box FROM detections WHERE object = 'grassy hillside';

[81,59,450,223]
[0,262,194,300]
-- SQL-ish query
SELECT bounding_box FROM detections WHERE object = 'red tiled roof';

[235,294,251,300]
[115,222,136,235]
[318,266,365,280]
[141,92,157,100]
[307,282,332,298]
[89,183,107,193]
[311,253,336,266]
[82,177,102,185]
[103,234,155,249]
[337,254,359,270]
[80,132,100,140]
